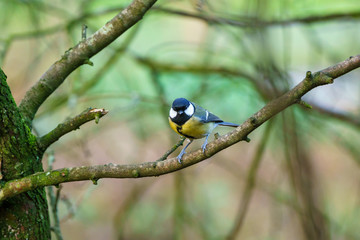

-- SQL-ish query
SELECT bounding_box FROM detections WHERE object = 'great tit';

[169,98,239,163]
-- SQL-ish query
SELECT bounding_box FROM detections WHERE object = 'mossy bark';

[0,69,50,239]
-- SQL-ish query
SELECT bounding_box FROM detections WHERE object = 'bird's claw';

[177,150,186,163]
[176,154,183,164]
[201,143,207,153]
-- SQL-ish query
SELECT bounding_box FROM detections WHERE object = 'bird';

[168,98,239,163]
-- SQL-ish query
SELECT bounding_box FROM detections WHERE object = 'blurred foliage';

[1,0,360,239]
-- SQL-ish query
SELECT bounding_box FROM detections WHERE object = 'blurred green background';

[1,0,360,239]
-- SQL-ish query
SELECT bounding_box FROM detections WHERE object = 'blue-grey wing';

[193,103,223,123]
[193,102,238,127]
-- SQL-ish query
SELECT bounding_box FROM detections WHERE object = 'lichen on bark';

[0,69,50,239]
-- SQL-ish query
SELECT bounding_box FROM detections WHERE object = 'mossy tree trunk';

[0,69,50,239]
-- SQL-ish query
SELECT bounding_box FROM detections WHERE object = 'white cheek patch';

[185,103,195,116]
[205,110,209,121]
[169,108,177,118]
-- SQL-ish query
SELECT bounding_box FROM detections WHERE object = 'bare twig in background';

[59,195,76,224]
[226,120,273,240]
[48,186,63,240]
[311,103,360,128]
[215,149,360,240]
[113,182,153,238]
[46,152,63,240]
[153,7,360,27]
[282,110,329,240]
[174,172,186,240]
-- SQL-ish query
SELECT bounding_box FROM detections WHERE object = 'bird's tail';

[218,121,239,127]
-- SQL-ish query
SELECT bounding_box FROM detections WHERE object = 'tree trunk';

[0,69,50,239]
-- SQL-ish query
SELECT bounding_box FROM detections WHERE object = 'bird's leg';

[201,123,219,153]
[201,134,210,153]
[177,139,193,163]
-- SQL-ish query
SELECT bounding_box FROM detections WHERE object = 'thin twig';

[38,108,108,151]
[81,24,88,40]
[311,103,360,128]
[46,152,64,240]
[281,110,330,240]
[153,7,360,27]
[49,185,63,240]
[157,137,186,161]
[59,196,76,223]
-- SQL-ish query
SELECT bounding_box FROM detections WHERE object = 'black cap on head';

[172,98,190,111]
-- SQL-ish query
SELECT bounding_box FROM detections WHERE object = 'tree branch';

[311,103,360,128]
[157,137,186,161]
[18,0,157,126]
[1,55,360,202]
[153,7,360,28]
[38,108,108,151]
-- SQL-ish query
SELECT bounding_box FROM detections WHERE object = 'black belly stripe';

[176,126,195,139]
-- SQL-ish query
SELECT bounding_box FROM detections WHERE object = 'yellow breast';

[169,117,214,139]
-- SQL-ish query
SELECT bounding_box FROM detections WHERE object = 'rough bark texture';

[0,69,50,239]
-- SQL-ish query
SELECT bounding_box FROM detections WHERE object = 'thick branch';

[18,0,157,126]
[1,55,360,201]
[38,108,108,151]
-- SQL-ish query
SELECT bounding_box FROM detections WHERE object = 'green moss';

[26,125,37,146]
[132,169,140,178]
[0,68,50,238]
